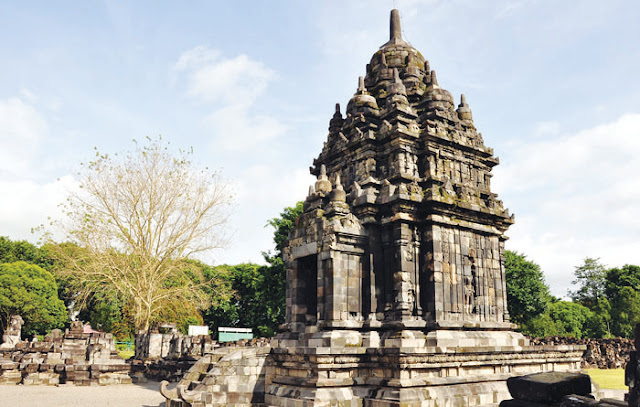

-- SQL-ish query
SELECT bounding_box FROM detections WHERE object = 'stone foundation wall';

[529,337,633,369]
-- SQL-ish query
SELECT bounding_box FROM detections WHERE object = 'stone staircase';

[160,347,271,407]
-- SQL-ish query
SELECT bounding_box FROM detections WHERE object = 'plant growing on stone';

[48,137,232,332]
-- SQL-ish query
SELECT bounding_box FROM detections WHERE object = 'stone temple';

[161,9,582,407]
[265,9,581,406]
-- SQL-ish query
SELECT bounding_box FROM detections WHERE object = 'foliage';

[77,293,134,340]
[570,257,607,307]
[0,261,67,337]
[0,236,52,270]
[203,263,280,337]
[586,297,613,338]
[605,264,640,300]
[48,137,233,331]
[520,312,561,338]
[610,286,640,338]
[504,250,551,328]
[604,265,640,338]
[547,300,594,338]
[204,202,303,337]
[266,201,304,257]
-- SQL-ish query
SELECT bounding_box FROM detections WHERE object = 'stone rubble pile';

[0,321,130,386]
[530,337,633,369]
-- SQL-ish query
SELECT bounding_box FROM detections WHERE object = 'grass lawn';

[586,368,626,390]
[118,349,134,359]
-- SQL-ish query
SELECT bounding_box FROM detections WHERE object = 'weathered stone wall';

[135,331,216,360]
[529,337,633,369]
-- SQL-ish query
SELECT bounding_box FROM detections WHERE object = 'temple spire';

[390,9,402,41]
[383,9,408,47]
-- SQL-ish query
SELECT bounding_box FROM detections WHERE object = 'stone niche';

[264,9,583,407]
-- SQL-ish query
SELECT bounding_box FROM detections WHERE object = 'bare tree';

[50,137,232,331]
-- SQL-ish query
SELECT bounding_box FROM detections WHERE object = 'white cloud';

[494,113,640,297]
[174,46,275,108]
[174,46,284,150]
[0,175,76,242]
[0,97,47,177]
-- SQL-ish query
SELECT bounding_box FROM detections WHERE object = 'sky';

[0,0,638,298]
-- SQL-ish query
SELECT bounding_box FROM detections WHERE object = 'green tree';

[0,261,67,337]
[570,257,607,307]
[0,236,52,270]
[504,250,551,328]
[266,201,304,257]
[547,300,593,338]
[259,202,304,335]
[586,297,612,338]
[203,202,303,337]
[521,312,561,338]
[610,286,640,338]
[605,264,640,299]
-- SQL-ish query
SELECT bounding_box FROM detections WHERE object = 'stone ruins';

[160,9,583,407]
[0,320,130,385]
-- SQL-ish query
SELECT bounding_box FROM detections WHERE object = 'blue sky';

[1,0,638,297]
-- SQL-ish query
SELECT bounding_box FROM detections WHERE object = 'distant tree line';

[0,203,302,341]
[505,251,640,339]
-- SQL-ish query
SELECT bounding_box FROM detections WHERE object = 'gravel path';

[0,380,166,407]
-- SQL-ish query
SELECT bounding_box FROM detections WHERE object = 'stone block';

[506,372,592,403]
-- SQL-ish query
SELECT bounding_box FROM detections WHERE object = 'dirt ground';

[0,380,166,407]
[0,382,626,406]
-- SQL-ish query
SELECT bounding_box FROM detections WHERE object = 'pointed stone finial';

[430,70,439,86]
[388,68,407,97]
[457,93,473,121]
[331,174,346,202]
[424,60,430,72]
[315,164,332,194]
[308,184,315,196]
[358,76,366,92]
[390,9,402,41]
[329,103,343,132]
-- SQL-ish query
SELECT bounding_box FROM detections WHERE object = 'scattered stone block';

[507,372,592,403]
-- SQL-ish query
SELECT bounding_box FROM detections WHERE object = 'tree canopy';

[0,261,67,337]
[570,257,607,307]
[49,137,233,331]
[203,202,303,337]
[504,250,550,327]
